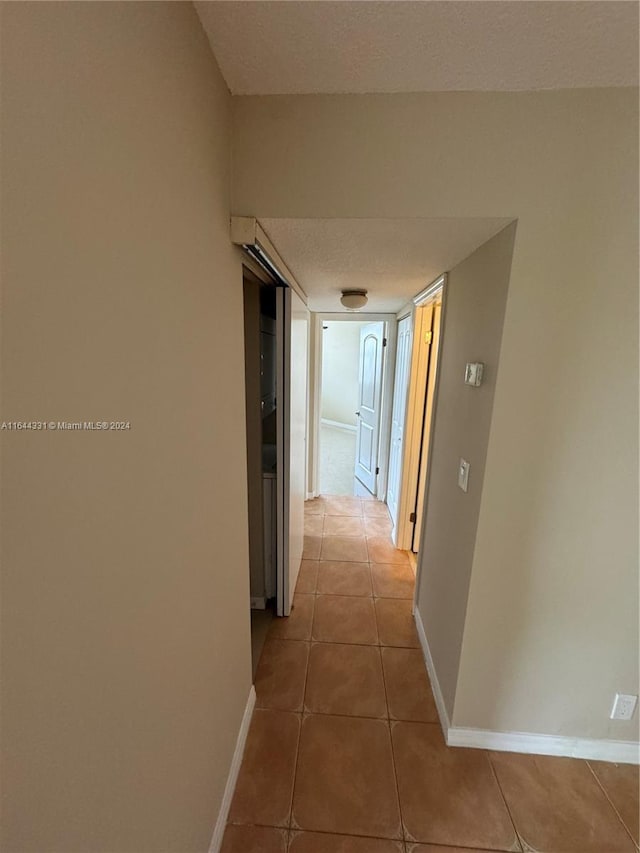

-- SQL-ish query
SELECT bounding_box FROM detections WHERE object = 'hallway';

[222,497,639,853]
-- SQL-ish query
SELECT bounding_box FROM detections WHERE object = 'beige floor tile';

[589,760,639,844]
[321,535,368,562]
[316,560,372,597]
[305,642,387,718]
[303,535,322,559]
[490,751,637,852]
[371,563,415,599]
[363,501,391,518]
[296,560,319,594]
[220,825,287,853]
[289,831,404,852]
[255,639,309,712]
[324,496,364,516]
[304,498,326,516]
[293,714,402,839]
[312,594,378,645]
[364,516,394,537]
[269,594,314,641]
[228,709,299,828]
[381,647,438,722]
[304,514,324,536]
[375,598,420,648]
[392,722,519,850]
[367,536,410,565]
[323,515,366,537]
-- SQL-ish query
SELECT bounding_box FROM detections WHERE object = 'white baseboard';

[447,726,640,764]
[250,597,266,610]
[208,686,256,853]
[413,607,639,766]
[320,417,357,433]
[414,606,451,735]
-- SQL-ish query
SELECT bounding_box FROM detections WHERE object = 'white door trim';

[310,313,397,499]
[387,315,413,535]
[395,279,445,551]
[413,275,447,606]
[275,288,289,616]
[286,290,309,610]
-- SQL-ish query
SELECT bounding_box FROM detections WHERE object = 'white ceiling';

[259,218,513,312]
[196,1,638,96]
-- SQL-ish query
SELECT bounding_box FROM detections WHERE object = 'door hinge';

[424,330,433,345]
[409,511,416,523]
[375,467,380,475]
[383,338,387,347]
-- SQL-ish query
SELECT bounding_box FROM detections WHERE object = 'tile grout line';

[285,711,304,840]
[585,760,639,850]
[228,819,414,849]
[287,518,321,843]
[485,752,526,853]
[377,612,410,845]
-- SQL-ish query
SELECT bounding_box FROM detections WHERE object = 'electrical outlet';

[610,693,638,721]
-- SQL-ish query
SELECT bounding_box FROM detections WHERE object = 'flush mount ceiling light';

[340,289,368,310]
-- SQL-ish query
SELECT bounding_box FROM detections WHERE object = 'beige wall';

[1,4,252,851]
[417,223,516,715]
[321,321,364,426]
[232,89,639,742]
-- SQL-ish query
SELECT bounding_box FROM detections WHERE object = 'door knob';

[355,411,360,416]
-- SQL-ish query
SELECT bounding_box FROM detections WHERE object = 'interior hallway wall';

[232,88,639,743]
[1,4,252,851]
[418,223,516,714]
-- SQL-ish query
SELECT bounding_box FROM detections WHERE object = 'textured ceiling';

[196,1,638,95]
[259,218,513,312]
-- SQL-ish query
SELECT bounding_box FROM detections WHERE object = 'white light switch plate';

[610,693,638,721]
[464,362,484,386]
[458,458,470,492]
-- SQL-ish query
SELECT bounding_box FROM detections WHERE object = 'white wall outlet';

[610,693,638,721]
[458,458,470,492]
[464,362,484,386]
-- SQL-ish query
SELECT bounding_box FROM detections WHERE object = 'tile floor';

[223,496,639,853]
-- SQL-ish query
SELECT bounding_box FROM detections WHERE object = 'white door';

[276,287,309,616]
[387,315,413,534]
[354,322,385,495]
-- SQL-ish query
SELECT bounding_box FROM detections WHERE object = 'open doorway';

[318,320,388,498]
[387,277,445,553]
[242,261,309,675]
[242,268,278,673]
[319,321,367,495]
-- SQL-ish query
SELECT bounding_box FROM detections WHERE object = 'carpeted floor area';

[318,424,358,496]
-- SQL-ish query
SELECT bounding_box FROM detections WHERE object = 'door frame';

[386,314,414,536]
[395,275,446,551]
[234,220,311,619]
[310,312,397,500]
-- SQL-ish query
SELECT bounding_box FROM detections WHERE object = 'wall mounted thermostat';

[464,362,484,387]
